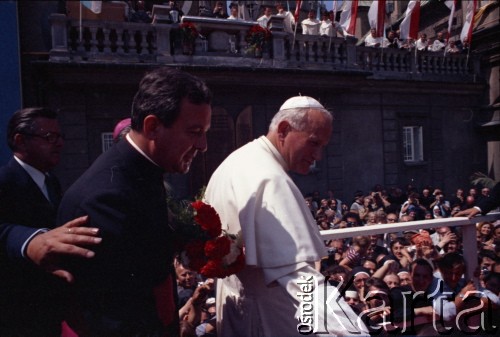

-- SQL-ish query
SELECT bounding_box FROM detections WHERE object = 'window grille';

[403,126,423,162]
[101,132,114,153]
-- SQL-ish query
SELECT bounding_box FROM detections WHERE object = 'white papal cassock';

[204,136,368,336]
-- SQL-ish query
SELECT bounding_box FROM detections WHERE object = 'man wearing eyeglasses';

[0,107,102,336]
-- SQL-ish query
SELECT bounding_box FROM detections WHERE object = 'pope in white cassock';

[204,96,368,336]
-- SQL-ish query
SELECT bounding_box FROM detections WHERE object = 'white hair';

[268,107,332,132]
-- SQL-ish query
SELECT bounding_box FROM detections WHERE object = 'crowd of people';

[364,28,469,55]
[306,183,500,335]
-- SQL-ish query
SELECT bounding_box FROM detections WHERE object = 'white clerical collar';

[14,155,47,193]
[125,133,159,167]
[259,136,288,171]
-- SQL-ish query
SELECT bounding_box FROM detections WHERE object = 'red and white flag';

[460,0,477,43]
[444,0,457,42]
[294,0,302,23]
[400,0,421,40]
[367,0,386,37]
[339,0,358,36]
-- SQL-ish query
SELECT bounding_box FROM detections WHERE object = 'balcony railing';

[320,212,500,281]
[49,14,477,81]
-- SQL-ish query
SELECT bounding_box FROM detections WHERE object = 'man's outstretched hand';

[453,207,480,219]
[26,215,102,283]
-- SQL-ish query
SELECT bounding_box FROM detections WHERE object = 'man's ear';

[13,133,27,151]
[277,121,292,140]
[143,115,162,139]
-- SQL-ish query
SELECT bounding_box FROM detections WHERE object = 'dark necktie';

[45,173,61,208]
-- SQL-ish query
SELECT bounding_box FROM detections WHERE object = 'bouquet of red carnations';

[176,200,245,278]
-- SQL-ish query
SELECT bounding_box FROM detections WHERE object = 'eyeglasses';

[387,218,397,222]
[23,132,65,144]
[346,221,356,226]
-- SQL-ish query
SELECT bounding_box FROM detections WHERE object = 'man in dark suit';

[0,107,102,336]
[57,67,212,336]
[455,182,500,218]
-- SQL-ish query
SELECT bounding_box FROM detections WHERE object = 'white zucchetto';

[279,96,324,110]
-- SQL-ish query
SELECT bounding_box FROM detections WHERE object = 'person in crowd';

[383,272,400,289]
[276,2,295,34]
[0,107,102,336]
[212,1,228,19]
[397,269,412,287]
[175,259,199,308]
[455,182,500,218]
[419,187,434,211]
[56,68,212,336]
[400,192,427,220]
[432,226,458,255]
[477,221,495,251]
[430,31,446,52]
[227,2,239,20]
[319,11,341,38]
[178,281,215,337]
[257,5,273,28]
[350,190,365,214]
[445,40,460,54]
[203,95,367,336]
[365,27,386,48]
[340,211,362,228]
[416,32,429,51]
[388,237,412,269]
[129,0,152,23]
[385,30,399,48]
[361,277,392,330]
[407,259,436,333]
[301,10,320,35]
[166,0,183,23]
[344,288,363,315]
[351,266,371,299]
[449,188,465,209]
[358,196,374,223]
[430,192,451,218]
[339,235,371,272]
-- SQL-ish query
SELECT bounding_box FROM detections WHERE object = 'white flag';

[339,0,358,36]
[81,1,102,14]
[460,0,477,43]
[400,0,421,40]
[367,0,386,37]
[444,0,456,41]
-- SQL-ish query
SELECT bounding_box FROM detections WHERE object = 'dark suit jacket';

[0,158,65,336]
[478,182,500,214]
[57,139,176,337]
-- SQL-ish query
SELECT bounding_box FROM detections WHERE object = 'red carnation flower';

[200,259,225,278]
[204,236,231,259]
[191,201,222,238]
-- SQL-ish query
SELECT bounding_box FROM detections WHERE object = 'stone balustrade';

[49,13,477,81]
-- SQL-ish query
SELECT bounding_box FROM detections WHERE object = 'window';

[402,126,423,162]
[101,132,114,153]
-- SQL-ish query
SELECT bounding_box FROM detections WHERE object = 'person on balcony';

[416,32,429,51]
[319,11,342,38]
[301,10,320,35]
[257,5,273,28]
[129,0,152,23]
[430,31,446,52]
[276,2,295,34]
[212,1,228,19]
[446,40,460,54]
[364,27,387,48]
[227,2,240,20]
